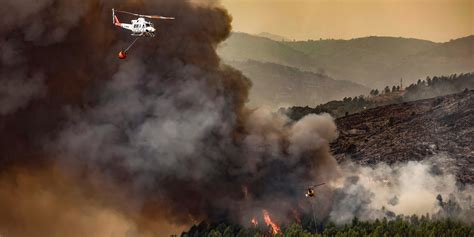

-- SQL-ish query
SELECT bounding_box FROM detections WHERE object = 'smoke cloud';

[330,156,473,224]
[0,0,338,235]
[0,0,471,236]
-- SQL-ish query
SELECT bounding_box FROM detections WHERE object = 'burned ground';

[332,90,474,183]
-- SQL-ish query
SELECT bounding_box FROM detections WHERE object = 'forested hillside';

[219,33,474,88]
[180,216,472,237]
[285,73,474,119]
[228,60,369,108]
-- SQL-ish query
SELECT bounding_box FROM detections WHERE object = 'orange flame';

[251,217,258,227]
[262,209,281,235]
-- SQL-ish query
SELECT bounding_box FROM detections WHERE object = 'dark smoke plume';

[1,1,472,236]
[0,0,339,236]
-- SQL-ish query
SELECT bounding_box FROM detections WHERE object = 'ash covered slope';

[332,90,474,183]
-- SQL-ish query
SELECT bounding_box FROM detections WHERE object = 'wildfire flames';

[262,209,281,235]
[251,217,258,227]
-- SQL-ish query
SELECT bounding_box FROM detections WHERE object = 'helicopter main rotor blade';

[114,10,141,16]
[310,183,326,188]
[146,15,175,20]
[114,10,175,20]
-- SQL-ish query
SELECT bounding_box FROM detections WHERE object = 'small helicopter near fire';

[112,8,175,59]
[305,183,325,197]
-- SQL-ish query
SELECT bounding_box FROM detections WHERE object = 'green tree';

[207,229,222,237]
[223,226,234,237]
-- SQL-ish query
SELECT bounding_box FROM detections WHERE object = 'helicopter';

[112,8,175,59]
[305,183,325,197]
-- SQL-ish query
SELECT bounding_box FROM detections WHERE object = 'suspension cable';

[124,37,140,52]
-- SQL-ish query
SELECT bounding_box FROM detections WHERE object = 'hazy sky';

[221,0,473,42]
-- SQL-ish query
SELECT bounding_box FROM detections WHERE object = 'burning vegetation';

[181,215,473,237]
[0,0,473,236]
[0,0,340,235]
[262,210,282,235]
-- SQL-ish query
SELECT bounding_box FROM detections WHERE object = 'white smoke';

[329,155,474,224]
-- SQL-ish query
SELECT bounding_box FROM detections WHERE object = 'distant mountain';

[218,33,312,69]
[227,60,370,109]
[256,32,290,41]
[283,36,438,87]
[385,36,474,85]
[218,33,474,89]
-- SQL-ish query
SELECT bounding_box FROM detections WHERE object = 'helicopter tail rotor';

[112,8,121,26]
[112,8,115,24]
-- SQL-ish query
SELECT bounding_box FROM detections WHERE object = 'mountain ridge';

[218,33,474,89]
[227,60,370,108]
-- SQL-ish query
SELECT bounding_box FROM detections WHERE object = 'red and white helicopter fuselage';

[114,16,156,37]
[113,8,174,37]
